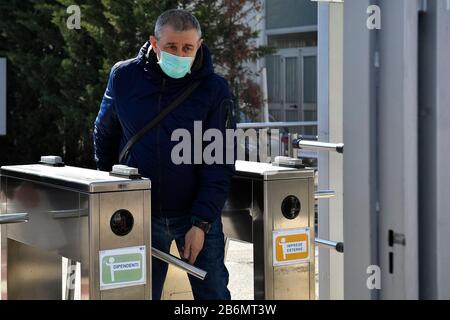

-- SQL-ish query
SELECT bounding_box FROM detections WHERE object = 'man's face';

[150,25,203,60]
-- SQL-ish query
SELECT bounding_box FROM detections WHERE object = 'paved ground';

[225,240,254,300]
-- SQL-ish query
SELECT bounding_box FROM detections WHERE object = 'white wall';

[318,1,344,300]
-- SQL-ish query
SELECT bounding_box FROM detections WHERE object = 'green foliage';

[0,0,273,167]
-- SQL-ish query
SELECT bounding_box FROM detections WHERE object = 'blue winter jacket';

[93,42,236,223]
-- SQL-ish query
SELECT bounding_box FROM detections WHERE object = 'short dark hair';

[154,9,202,39]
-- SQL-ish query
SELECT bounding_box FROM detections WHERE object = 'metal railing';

[236,121,343,155]
[237,121,318,129]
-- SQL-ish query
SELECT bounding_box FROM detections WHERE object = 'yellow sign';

[273,228,310,266]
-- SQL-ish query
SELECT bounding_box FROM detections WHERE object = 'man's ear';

[149,35,160,60]
[149,35,157,48]
[198,38,204,49]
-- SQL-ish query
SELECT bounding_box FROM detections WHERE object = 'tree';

[0,0,273,168]
[0,0,65,165]
[194,0,274,118]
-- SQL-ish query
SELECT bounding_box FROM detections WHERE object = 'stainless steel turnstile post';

[0,159,206,300]
[222,161,316,300]
[0,161,153,300]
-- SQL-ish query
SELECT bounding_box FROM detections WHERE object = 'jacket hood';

[136,41,214,83]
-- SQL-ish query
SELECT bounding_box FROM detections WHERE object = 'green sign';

[99,246,146,290]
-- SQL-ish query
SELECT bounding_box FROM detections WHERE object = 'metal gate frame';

[344,0,434,299]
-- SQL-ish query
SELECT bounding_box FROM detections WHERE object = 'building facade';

[258,0,318,135]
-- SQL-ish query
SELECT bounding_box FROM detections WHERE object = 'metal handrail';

[237,121,318,129]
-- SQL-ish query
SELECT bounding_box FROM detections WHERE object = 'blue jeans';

[151,215,231,300]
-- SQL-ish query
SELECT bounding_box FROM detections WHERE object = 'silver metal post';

[224,237,231,261]
[64,259,77,300]
[288,133,294,158]
[152,247,207,280]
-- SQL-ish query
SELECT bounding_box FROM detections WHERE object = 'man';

[93,9,236,300]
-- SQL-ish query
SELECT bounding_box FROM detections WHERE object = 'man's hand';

[182,226,205,265]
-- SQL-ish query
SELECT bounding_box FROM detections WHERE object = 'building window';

[303,56,317,104]
[266,0,318,30]
[266,55,282,103]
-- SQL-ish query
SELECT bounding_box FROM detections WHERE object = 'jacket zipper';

[157,78,166,217]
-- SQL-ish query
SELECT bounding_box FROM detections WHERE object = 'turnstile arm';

[0,213,29,224]
[293,139,344,154]
[315,190,336,199]
[152,247,207,280]
[315,238,344,253]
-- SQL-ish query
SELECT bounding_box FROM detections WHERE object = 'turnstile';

[222,160,316,300]
[0,161,152,299]
[0,158,206,300]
